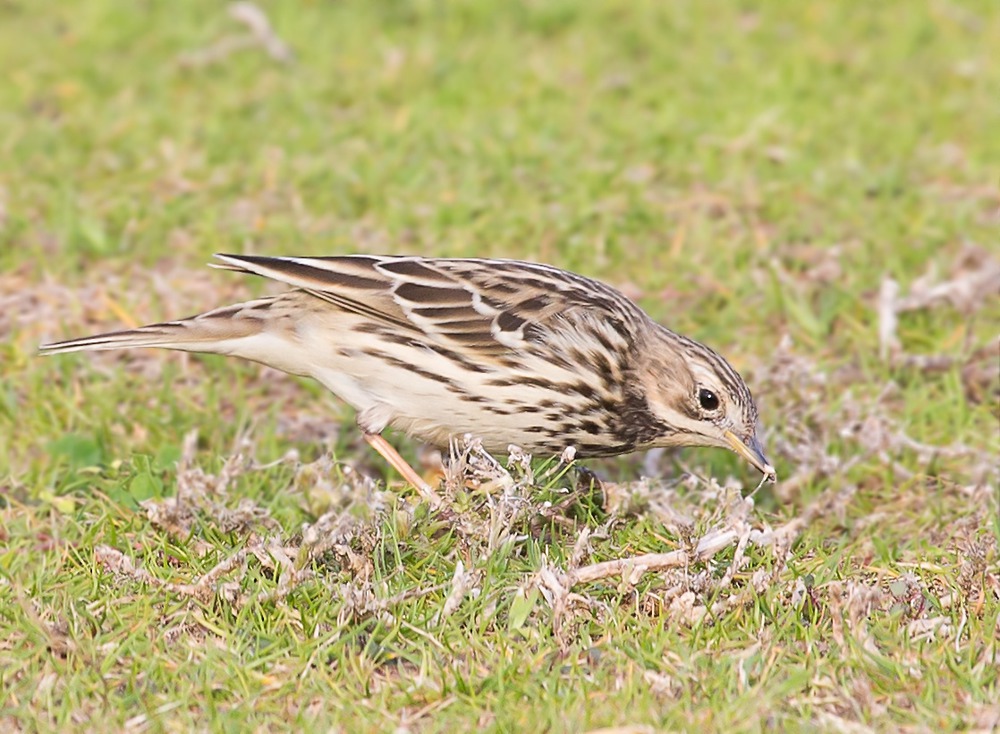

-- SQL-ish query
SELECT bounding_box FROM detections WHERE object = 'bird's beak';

[724,430,777,482]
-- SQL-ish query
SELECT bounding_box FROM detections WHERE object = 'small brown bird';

[40,255,775,494]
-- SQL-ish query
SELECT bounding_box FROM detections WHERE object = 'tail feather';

[39,297,279,356]
[39,323,208,355]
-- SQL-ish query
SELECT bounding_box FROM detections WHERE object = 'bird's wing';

[212,254,646,363]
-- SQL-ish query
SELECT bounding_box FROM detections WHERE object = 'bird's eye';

[698,388,720,411]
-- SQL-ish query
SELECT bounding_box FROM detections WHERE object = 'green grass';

[2,0,998,731]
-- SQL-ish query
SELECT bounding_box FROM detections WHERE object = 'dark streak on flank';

[484,377,516,388]
[516,404,543,413]
[423,342,491,373]
[360,348,456,386]
[353,322,496,374]
[568,381,596,400]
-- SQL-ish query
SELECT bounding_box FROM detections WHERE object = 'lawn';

[1,0,998,731]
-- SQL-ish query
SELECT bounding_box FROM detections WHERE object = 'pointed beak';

[724,430,777,482]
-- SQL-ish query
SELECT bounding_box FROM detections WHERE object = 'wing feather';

[212,254,646,363]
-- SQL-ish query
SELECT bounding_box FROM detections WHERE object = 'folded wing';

[212,254,645,364]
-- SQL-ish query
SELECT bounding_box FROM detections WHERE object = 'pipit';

[41,255,776,495]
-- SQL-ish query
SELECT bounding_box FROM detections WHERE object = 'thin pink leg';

[364,433,438,503]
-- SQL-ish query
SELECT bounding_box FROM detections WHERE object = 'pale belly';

[301,327,621,457]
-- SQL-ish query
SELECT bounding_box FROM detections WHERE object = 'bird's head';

[640,330,776,482]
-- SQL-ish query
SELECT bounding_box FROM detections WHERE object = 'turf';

[1,0,998,731]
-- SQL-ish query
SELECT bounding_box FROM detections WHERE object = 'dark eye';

[698,388,720,411]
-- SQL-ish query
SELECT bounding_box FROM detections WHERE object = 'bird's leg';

[363,433,438,503]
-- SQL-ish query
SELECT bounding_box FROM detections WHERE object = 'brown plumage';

[40,255,775,494]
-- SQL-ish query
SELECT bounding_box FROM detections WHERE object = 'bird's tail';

[39,298,278,357]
